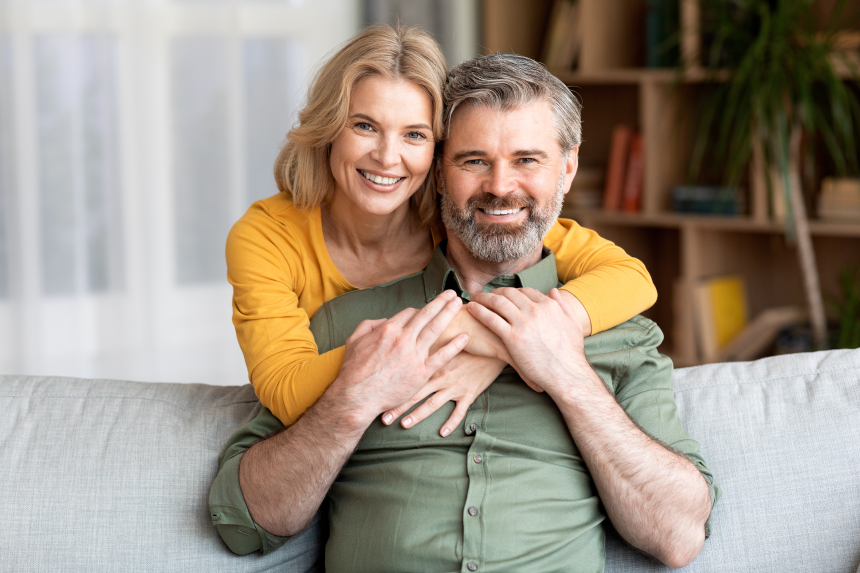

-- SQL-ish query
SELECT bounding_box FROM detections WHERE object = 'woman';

[227,24,657,437]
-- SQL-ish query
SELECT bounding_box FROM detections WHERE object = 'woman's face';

[329,75,435,220]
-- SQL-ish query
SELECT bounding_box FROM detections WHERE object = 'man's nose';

[370,135,400,169]
[484,163,518,196]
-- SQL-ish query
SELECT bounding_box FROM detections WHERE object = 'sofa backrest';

[3,348,860,572]
[0,376,322,572]
[606,348,860,573]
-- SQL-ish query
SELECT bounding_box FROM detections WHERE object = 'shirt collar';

[422,241,559,303]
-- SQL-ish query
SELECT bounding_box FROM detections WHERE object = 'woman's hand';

[431,301,514,364]
[380,353,505,437]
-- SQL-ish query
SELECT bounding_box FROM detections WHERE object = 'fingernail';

[382,413,393,424]
[441,428,450,437]
[402,417,412,428]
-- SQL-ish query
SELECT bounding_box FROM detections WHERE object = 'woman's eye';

[355,122,373,131]
[406,131,426,140]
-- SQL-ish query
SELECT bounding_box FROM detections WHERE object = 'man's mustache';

[466,192,537,212]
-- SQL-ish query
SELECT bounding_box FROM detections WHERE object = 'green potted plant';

[684,0,860,350]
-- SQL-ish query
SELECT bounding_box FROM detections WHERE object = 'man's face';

[439,100,578,263]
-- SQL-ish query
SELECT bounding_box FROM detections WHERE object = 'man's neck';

[445,236,543,295]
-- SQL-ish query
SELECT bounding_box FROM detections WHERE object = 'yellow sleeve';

[543,218,657,334]
[226,212,343,427]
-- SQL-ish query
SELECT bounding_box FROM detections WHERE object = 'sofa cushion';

[0,376,323,572]
[606,348,860,573]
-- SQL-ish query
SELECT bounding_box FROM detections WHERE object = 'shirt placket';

[460,388,492,572]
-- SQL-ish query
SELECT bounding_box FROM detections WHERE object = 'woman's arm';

[545,218,657,334]
[228,210,344,427]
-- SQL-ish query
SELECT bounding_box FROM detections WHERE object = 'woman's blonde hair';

[274,24,447,226]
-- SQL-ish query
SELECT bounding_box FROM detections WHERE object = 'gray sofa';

[2,348,860,572]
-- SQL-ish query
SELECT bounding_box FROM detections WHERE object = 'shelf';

[552,67,717,86]
[566,209,860,237]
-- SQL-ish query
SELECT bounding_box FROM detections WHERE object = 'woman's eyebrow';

[350,113,430,131]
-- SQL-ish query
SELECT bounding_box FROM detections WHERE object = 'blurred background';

[0,0,858,385]
[0,0,478,384]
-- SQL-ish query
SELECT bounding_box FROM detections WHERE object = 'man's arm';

[239,291,469,537]
[468,288,712,569]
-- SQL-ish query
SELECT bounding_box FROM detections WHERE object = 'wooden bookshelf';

[482,0,860,366]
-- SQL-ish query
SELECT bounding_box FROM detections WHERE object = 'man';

[210,54,719,572]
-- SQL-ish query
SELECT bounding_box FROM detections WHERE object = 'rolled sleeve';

[209,406,301,556]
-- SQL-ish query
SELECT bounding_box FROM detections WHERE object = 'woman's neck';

[321,193,433,288]
[323,195,418,252]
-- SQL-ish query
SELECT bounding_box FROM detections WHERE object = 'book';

[717,306,807,362]
[541,0,572,69]
[620,133,644,212]
[671,185,744,215]
[602,125,633,211]
[694,275,749,363]
[646,0,680,68]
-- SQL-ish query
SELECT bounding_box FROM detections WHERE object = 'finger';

[399,290,456,336]
[347,317,388,342]
[415,296,463,351]
[385,305,421,327]
[381,379,442,425]
[486,287,534,311]
[522,376,544,393]
[471,291,522,323]
[466,301,513,340]
[425,333,469,374]
[518,287,546,304]
[549,288,578,321]
[400,388,452,429]
[439,398,471,437]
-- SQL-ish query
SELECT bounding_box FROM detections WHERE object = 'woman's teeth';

[480,208,523,215]
[360,171,403,186]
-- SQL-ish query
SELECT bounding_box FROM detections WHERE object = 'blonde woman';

[227,24,657,437]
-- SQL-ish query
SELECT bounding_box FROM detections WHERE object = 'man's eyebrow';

[349,113,431,130]
[450,150,488,162]
[512,149,550,159]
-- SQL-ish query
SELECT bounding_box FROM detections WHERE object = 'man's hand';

[240,289,469,538]
[334,289,471,425]
[467,287,711,567]
[466,287,587,395]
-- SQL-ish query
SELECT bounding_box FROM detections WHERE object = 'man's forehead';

[444,100,557,156]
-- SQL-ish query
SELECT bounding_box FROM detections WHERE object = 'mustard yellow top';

[227,193,657,425]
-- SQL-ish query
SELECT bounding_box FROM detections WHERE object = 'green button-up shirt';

[210,245,719,573]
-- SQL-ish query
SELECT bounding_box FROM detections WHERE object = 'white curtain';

[0,0,360,384]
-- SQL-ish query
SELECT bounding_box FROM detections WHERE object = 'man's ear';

[562,146,579,196]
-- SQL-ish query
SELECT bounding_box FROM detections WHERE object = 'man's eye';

[520,158,536,164]
[465,159,483,165]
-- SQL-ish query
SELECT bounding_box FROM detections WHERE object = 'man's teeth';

[481,208,523,215]
[361,171,403,185]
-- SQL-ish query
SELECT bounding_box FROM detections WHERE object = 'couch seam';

[674,364,859,393]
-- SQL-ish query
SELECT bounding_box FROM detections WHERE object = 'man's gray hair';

[443,53,582,153]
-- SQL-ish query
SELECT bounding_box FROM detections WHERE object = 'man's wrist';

[323,374,383,433]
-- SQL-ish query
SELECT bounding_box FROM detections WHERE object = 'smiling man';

[210,54,719,573]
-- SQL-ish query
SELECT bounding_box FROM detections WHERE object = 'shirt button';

[473,454,483,464]
[469,423,478,433]
[467,562,478,571]
[468,506,478,516]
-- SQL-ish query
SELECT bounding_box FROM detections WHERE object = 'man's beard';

[439,169,566,263]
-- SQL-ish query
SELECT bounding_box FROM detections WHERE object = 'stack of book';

[602,125,643,213]
[818,178,860,223]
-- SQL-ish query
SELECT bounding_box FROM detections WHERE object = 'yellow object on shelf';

[694,275,749,362]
